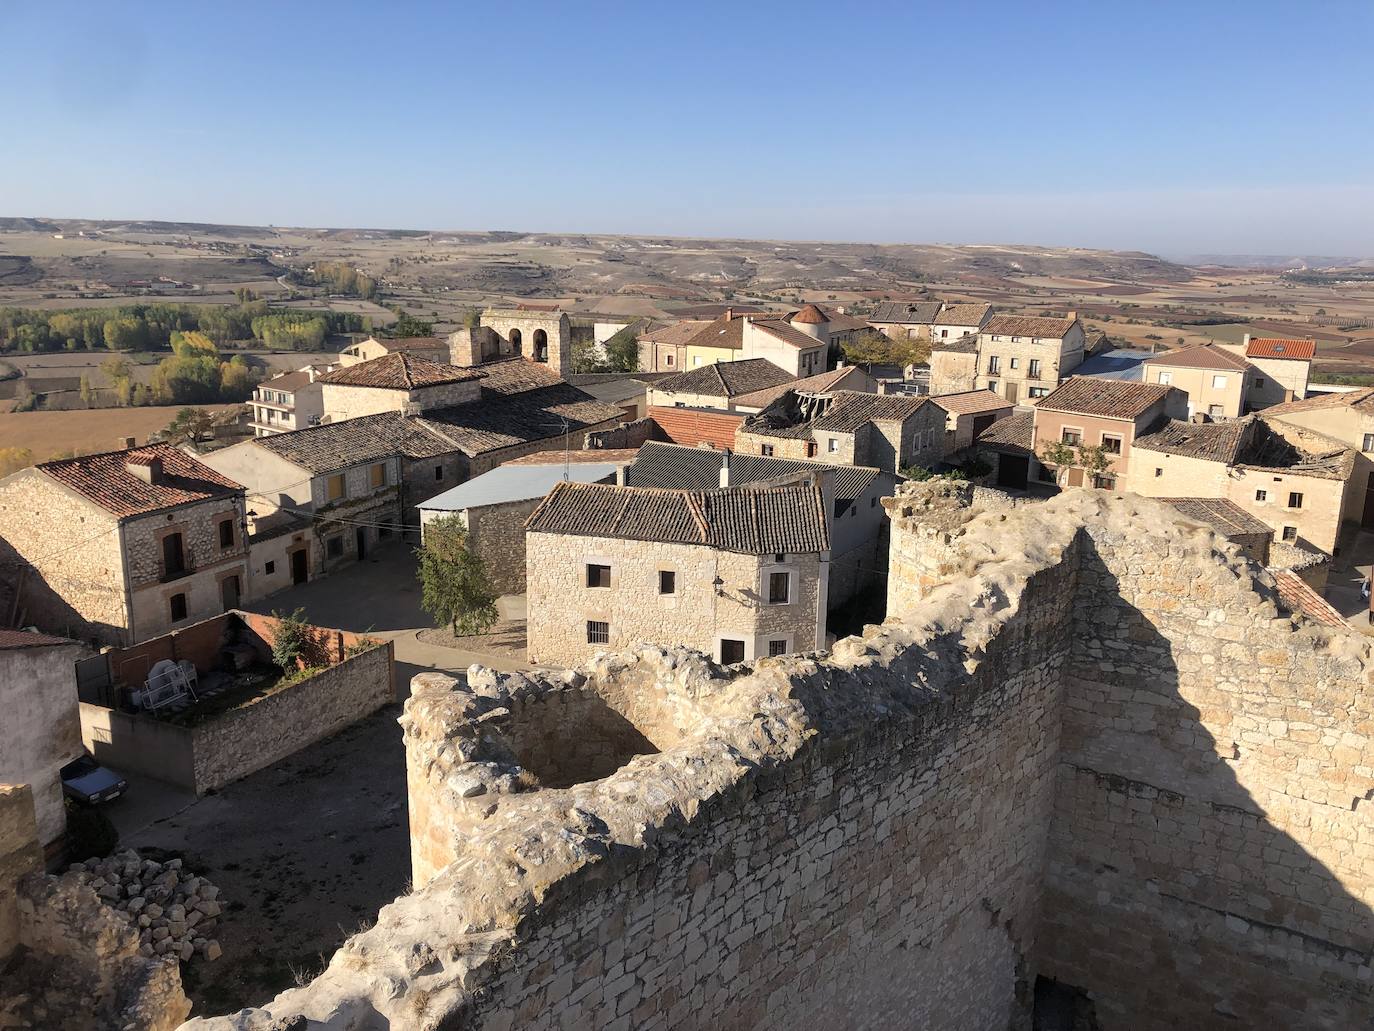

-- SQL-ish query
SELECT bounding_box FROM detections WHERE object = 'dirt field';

[0,404,240,460]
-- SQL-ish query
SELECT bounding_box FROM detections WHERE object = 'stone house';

[674,305,869,377]
[338,335,451,367]
[624,440,895,605]
[737,390,946,473]
[249,365,332,437]
[929,389,1015,452]
[868,301,992,344]
[1124,415,1363,554]
[317,353,487,423]
[927,334,980,395]
[1140,343,1254,419]
[635,320,709,373]
[975,313,1087,403]
[1223,336,1315,408]
[930,302,994,345]
[0,443,250,645]
[975,412,1049,490]
[647,358,796,411]
[525,480,830,667]
[1031,377,1188,489]
[0,629,86,854]
[728,365,878,415]
[1265,385,1374,458]
[418,457,628,595]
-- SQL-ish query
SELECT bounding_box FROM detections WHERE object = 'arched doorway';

[509,328,522,354]
[533,328,549,363]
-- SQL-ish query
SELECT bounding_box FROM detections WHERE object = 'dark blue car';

[60,755,127,805]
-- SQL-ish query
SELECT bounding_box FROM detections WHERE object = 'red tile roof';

[1272,570,1346,628]
[318,352,485,390]
[0,628,78,649]
[1264,386,1374,416]
[1246,338,1316,361]
[930,389,1013,416]
[982,314,1078,339]
[38,443,242,520]
[1143,344,1250,371]
[1035,377,1175,419]
[791,304,827,325]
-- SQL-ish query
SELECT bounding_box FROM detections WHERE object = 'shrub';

[270,608,310,670]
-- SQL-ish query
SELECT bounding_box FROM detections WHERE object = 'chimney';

[719,449,732,488]
[126,455,163,485]
[1242,333,1252,348]
[1066,310,1078,322]
[724,308,734,321]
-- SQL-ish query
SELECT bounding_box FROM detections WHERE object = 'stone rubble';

[69,848,224,965]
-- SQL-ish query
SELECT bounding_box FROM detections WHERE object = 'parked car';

[60,754,128,805]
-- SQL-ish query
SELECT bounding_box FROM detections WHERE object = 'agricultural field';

[0,403,242,463]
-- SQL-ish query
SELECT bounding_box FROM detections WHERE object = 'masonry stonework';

[182,485,1374,1031]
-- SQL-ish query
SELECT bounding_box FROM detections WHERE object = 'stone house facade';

[0,631,86,853]
[1141,343,1254,419]
[929,389,1015,452]
[975,313,1086,403]
[1232,336,1314,407]
[927,336,979,395]
[525,481,830,667]
[0,444,249,645]
[635,320,709,373]
[1265,385,1374,456]
[1030,378,1188,488]
[869,301,992,344]
[317,353,485,422]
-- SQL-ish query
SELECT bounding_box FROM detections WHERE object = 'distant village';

[2,294,1371,1024]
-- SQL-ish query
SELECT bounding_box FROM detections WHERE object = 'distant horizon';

[5,212,1371,268]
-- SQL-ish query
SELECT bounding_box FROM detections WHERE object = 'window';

[1028,386,1049,398]
[1288,492,1303,509]
[806,441,818,457]
[768,639,788,657]
[693,356,703,366]
[987,380,998,393]
[1282,526,1298,542]
[587,620,610,645]
[827,438,838,453]
[1028,359,1041,379]
[1061,428,1082,446]
[162,532,186,578]
[1154,468,1163,477]
[940,329,949,338]
[719,638,746,664]
[1211,375,1228,389]
[768,570,791,604]
[1363,433,1374,452]
[659,570,676,595]
[1094,474,1117,490]
[1009,357,1019,369]
[987,356,1000,374]
[586,563,611,588]
[326,535,344,558]
[1254,377,1265,388]
[169,593,187,622]
[1207,404,1224,418]
[327,474,346,501]
[218,518,234,548]
[761,444,774,456]
[665,354,675,367]
[265,560,276,575]
[370,463,386,488]
[1255,489,1267,502]
[435,465,444,482]
[1157,371,1172,385]
[1100,434,1122,455]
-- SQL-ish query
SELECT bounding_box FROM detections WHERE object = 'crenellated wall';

[181,485,1374,1031]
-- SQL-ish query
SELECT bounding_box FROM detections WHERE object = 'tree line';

[0,302,367,354]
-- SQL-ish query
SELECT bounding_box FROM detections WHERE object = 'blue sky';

[4,0,1372,255]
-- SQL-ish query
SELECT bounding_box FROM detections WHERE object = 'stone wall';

[320,380,483,422]
[466,497,542,594]
[585,417,666,450]
[0,784,42,961]
[182,486,1374,1031]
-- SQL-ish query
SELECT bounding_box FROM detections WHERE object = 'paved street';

[1325,525,1374,630]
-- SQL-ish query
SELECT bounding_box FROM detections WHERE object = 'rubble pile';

[70,849,223,963]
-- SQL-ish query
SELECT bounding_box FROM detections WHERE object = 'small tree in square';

[417,516,499,637]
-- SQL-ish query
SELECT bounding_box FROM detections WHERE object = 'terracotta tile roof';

[932,334,980,354]
[627,441,885,504]
[637,320,709,347]
[317,353,485,390]
[0,628,78,649]
[812,305,869,331]
[1159,497,1272,538]
[255,412,463,471]
[1035,377,1174,419]
[683,314,747,352]
[975,412,1034,455]
[791,304,827,325]
[1246,338,1316,361]
[1265,386,1374,416]
[730,366,871,410]
[934,302,992,326]
[930,389,1013,416]
[753,319,827,349]
[472,357,569,397]
[870,301,942,325]
[258,370,316,393]
[1143,343,1250,371]
[505,448,641,466]
[526,480,829,555]
[982,314,1078,339]
[1272,569,1346,628]
[812,392,931,431]
[653,359,796,399]
[38,443,242,519]
[419,385,624,457]
[1132,418,1252,463]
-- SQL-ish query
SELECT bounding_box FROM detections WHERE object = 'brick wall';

[648,405,743,449]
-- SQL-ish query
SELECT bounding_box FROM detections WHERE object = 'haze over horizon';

[5,0,1372,257]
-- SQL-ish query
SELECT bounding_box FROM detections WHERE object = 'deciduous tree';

[416,516,499,637]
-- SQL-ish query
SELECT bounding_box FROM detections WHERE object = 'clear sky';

[5,0,1372,256]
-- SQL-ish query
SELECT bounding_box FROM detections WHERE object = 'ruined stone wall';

[0,784,42,960]
[585,416,665,450]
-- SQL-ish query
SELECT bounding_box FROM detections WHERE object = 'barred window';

[586,621,609,644]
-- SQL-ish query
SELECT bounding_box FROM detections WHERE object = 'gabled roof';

[1265,386,1374,416]
[811,305,870,332]
[1246,338,1317,361]
[931,333,980,354]
[637,320,709,347]
[1272,569,1346,628]
[526,480,829,555]
[930,389,1013,416]
[0,628,79,650]
[933,302,992,326]
[1034,377,1174,419]
[752,319,827,349]
[1130,418,1251,463]
[982,314,1078,339]
[975,412,1034,455]
[317,352,485,391]
[1160,497,1272,538]
[37,443,242,519]
[258,370,316,393]
[870,301,942,325]
[473,357,569,397]
[1143,344,1250,371]
[255,412,463,471]
[683,313,748,352]
[364,336,450,353]
[653,358,796,399]
[418,384,624,457]
[626,440,886,504]
[730,366,872,410]
[812,392,931,431]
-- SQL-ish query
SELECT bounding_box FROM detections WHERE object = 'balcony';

[159,557,197,584]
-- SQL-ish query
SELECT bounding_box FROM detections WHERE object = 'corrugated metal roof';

[418,463,621,512]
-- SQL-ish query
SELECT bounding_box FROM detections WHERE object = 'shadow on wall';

[1034,535,1374,1031]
